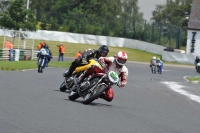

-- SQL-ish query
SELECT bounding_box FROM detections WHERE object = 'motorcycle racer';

[156,58,163,74]
[63,45,109,78]
[78,51,128,102]
[194,56,200,72]
[150,56,157,67]
[37,44,51,67]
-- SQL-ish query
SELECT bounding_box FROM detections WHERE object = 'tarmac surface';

[0,58,200,133]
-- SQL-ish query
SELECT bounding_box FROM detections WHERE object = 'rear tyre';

[68,91,80,101]
[82,84,107,105]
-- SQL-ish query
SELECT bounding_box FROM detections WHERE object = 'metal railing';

[0,49,38,61]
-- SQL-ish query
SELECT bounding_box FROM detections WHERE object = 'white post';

[31,31,35,60]
[3,29,5,49]
[26,0,29,9]
[23,40,26,49]
[25,0,29,23]
[18,31,20,49]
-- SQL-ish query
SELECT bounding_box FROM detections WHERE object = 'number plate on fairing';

[108,71,119,84]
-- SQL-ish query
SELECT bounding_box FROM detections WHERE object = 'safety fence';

[0,49,38,61]
[38,13,182,49]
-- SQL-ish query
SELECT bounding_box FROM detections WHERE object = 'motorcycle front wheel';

[38,59,44,73]
[198,67,200,74]
[59,81,67,92]
[68,91,80,101]
[82,84,107,105]
[38,66,43,73]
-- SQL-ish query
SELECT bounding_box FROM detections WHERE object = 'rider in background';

[156,58,163,74]
[150,56,157,67]
[44,44,53,66]
[37,44,52,67]
[79,51,128,102]
[63,45,109,78]
[37,42,45,50]
[194,56,200,72]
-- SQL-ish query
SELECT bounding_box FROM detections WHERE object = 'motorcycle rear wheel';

[82,84,107,105]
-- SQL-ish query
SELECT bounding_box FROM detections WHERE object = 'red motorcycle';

[68,60,119,104]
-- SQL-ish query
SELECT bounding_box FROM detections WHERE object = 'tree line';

[0,0,192,47]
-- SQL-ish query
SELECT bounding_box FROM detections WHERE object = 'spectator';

[4,40,11,49]
[57,43,65,61]
[75,50,82,59]
[37,42,45,50]
[9,42,14,61]
[4,40,14,61]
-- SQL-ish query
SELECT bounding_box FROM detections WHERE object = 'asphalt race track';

[0,59,200,133]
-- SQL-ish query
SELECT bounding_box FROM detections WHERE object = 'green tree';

[30,0,143,38]
[151,0,192,46]
[0,0,36,31]
[152,0,192,27]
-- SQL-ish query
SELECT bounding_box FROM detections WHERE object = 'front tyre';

[82,84,107,105]
[198,67,200,74]
[38,66,42,73]
[59,81,67,92]
[68,91,80,101]
[38,58,44,73]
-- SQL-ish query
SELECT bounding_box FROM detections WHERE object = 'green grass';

[33,40,162,62]
[187,76,200,84]
[0,60,71,71]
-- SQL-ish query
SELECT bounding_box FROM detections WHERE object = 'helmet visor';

[117,58,127,64]
[101,51,108,57]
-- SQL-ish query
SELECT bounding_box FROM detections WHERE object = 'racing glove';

[118,82,126,88]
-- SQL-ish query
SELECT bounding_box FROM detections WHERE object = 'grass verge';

[187,76,200,84]
[0,60,71,71]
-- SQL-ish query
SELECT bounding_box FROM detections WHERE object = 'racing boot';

[99,93,113,102]
[63,65,75,78]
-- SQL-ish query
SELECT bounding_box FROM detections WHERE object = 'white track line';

[183,76,190,82]
[162,81,200,104]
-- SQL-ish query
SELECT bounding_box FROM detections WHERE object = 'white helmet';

[152,56,156,60]
[115,51,128,66]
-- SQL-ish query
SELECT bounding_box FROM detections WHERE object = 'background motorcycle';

[196,63,200,73]
[68,61,119,105]
[59,70,84,92]
[151,61,156,74]
[37,49,48,73]
[157,62,162,74]
[59,59,98,92]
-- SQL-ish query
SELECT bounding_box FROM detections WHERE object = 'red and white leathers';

[98,56,129,102]
[80,57,128,102]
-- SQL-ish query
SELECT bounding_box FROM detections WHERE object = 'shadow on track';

[54,90,70,93]
[64,99,112,107]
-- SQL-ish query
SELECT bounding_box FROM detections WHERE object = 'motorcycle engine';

[80,81,90,91]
